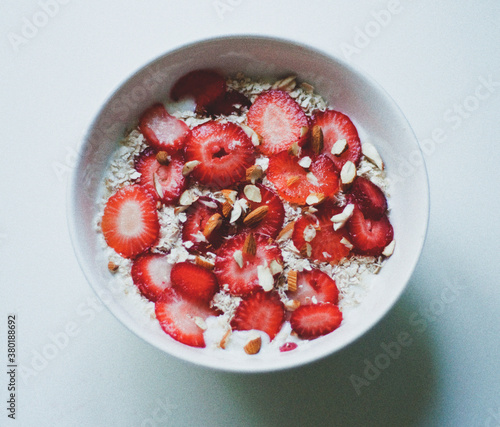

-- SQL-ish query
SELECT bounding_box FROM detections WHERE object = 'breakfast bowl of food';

[68,35,429,372]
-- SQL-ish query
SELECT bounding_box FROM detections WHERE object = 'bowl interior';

[68,36,429,372]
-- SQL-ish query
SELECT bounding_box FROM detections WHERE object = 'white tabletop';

[1,1,499,426]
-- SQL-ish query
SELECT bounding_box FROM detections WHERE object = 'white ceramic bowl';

[68,35,429,373]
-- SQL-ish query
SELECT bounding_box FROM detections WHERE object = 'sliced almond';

[243,233,257,256]
[108,261,119,273]
[179,189,198,206]
[182,160,201,176]
[311,125,324,155]
[277,221,295,241]
[382,240,395,257]
[233,250,244,268]
[331,203,355,230]
[257,265,274,292]
[240,123,262,147]
[246,165,263,184]
[244,184,262,203]
[194,316,207,330]
[272,75,297,91]
[270,259,283,275]
[203,213,222,238]
[287,176,301,187]
[230,199,248,224]
[298,156,312,169]
[340,160,357,185]
[288,141,300,156]
[287,270,298,292]
[221,189,238,204]
[303,224,317,242]
[362,142,384,170]
[222,200,233,218]
[285,299,300,311]
[219,329,231,349]
[340,237,354,250]
[153,173,164,198]
[300,82,314,93]
[306,172,319,186]
[331,138,348,156]
[155,151,170,165]
[300,243,312,258]
[195,256,215,270]
[174,205,188,215]
[244,336,262,355]
[306,192,325,206]
[300,126,309,138]
[243,205,269,227]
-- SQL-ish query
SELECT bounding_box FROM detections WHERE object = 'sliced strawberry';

[214,233,283,296]
[238,184,284,239]
[292,205,350,264]
[170,69,226,112]
[135,148,186,205]
[290,303,343,339]
[347,177,387,220]
[101,185,160,258]
[139,103,191,153]
[279,342,298,352]
[185,121,256,188]
[155,288,215,348]
[170,261,219,303]
[267,152,339,205]
[289,269,339,305]
[230,291,285,341]
[182,197,226,251]
[247,90,309,155]
[311,110,361,170]
[206,90,251,116]
[346,207,393,256]
[131,253,173,302]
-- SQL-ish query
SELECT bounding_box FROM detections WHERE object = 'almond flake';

[244,184,262,203]
[221,189,238,204]
[182,160,200,176]
[233,250,244,268]
[240,123,262,146]
[306,192,325,206]
[246,165,263,184]
[300,243,312,258]
[285,299,300,311]
[257,265,274,292]
[272,75,297,91]
[155,151,170,165]
[203,213,222,238]
[270,259,283,275]
[153,172,164,198]
[107,261,119,273]
[331,203,355,230]
[300,82,314,93]
[243,205,269,227]
[287,270,298,292]
[219,329,231,349]
[298,156,312,169]
[244,336,262,355]
[340,161,357,185]
[230,199,248,223]
[194,316,207,330]
[382,240,395,256]
[331,138,348,156]
[311,125,324,154]
[243,233,257,256]
[303,224,317,242]
[288,141,300,156]
[179,189,197,206]
[174,205,188,215]
[277,221,295,241]
[287,176,300,187]
[306,172,319,186]
[340,237,354,250]
[362,142,384,170]
[195,256,215,270]
[222,200,233,218]
[300,126,309,138]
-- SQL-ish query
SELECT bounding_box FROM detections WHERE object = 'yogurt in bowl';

[68,36,429,373]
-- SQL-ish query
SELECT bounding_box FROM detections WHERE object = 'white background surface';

[1,1,499,426]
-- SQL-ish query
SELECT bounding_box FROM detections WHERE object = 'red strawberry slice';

[289,269,339,305]
[238,183,284,239]
[155,288,215,348]
[170,69,226,112]
[170,261,219,303]
[135,148,186,205]
[347,177,388,220]
[206,90,251,116]
[346,207,393,256]
[267,152,339,205]
[182,197,226,251]
[131,253,173,302]
[101,185,160,258]
[230,291,285,341]
[214,233,283,296]
[185,121,256,188]
[311,110,361,170]
[290,303,343,339]
[139,103,191,153]
[247,90,309,155]
[292,205,350,264]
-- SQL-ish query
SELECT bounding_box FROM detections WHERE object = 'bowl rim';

[67,34,430,373]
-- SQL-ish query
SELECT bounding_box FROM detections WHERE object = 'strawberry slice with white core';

[267,152,340,205]
[238,183,285,239]
[139,103,191,153]
[290,303,343,339]
[347,177,388,220]
[155,288,215,348]
[311,110,361,170]
[230,291,285,341]
[292,204,350,264]
[289,269,339,306]
[185,121,256,188]
[135,149,186,204]
[131,253,173,302]
[170,261,219,303]
[214,233,283,296]
[247,90,309,155]
[101,185,160,259]
[346,207,394,256]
